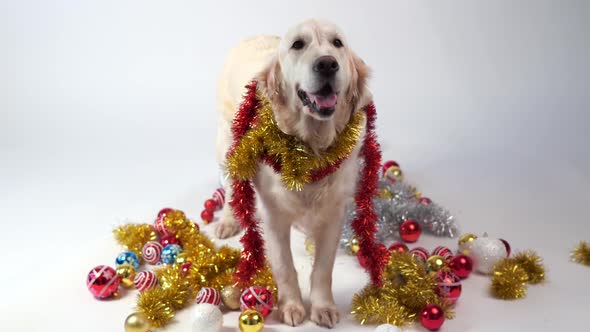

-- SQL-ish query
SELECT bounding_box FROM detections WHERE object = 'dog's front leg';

[309,203,346,328]
[262,207,306,326]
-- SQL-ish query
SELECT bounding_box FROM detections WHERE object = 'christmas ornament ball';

[399,219,421,243]
[204,199,218,212]
[87,265,120,299]
[374,323,402,332]
[240,286,274,318]
[238,309,265,332]
[385,166,404,182]
[221,285,242,310]
[432,246,453,260]
[196,287,221,306]
[161,244,182,265]
[420,304,445,331]
[458,233,478,254]
[115,251,140,270]
[389,242,409,254]
[381,160,400,173]
[134,270,158,292]
[154,207,175,236]
[410,247,430,264]
[449,254,473,279]
[201,209,214,224]
[435,271,462,304]
[142,241,163,265]
[426,255,446,274]
[349,236,361,254]
[192,303,223,332]
[160,235,180,247]
[124,312,151,332]
[469,237,507,274]
[115,263,137,288]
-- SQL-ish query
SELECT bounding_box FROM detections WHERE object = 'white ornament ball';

[192,303,223,332]
[374,323,401,332]
[469,237,507,274]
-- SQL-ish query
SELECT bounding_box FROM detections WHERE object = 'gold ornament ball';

[349,237,361,255]
[221,285,242,310]
[124,312,151,332]
[116,263,137,288]
[426,255,446,273]
[305,237,316,255]
[238,309,265,332]
[378,188,394,199]
[385,166,404,182]
[458,233,478,255]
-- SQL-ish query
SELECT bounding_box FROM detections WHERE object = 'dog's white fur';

[215,19,371,328]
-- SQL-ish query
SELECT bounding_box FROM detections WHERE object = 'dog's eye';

[333,38,343,48]
[291,39,305,50]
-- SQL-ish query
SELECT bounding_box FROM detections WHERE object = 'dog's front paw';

[311,304,340,329]
[215,218,240,239]
[279,301,306,327]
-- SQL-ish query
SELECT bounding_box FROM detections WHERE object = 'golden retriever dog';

[215,19,370,328]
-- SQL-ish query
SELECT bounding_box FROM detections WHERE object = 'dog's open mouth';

[297,84,337,118]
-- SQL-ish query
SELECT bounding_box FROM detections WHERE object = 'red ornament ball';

[419,197,432,206]
[420,304,445,331]
[160,235,180,247]
[449,254,473,279]
[435,271,462,304]
[500,238,511,257]
[240,286,274,318]
[389,242,409,254]
[399,220,421,243]
[134,270,158,292]
[87,265,120,299]
[154,207,175,236]
[201,209,214,224]
[196,287,221,306]
[410,247,430,264]
[180,262,192,276]
[204,199,218,212]
[432,246,453,260]
[381,160,400,173]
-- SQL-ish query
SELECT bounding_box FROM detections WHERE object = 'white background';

[1,1,589,331]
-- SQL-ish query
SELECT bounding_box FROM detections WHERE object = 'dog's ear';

[257,57,286,106]
[346,52,371,111]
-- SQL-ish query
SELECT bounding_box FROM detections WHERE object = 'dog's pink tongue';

[310,93,337,108]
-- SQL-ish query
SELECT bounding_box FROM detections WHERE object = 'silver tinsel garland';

[340,176,459,251]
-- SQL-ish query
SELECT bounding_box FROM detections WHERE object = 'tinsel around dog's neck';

[228,81,390,287]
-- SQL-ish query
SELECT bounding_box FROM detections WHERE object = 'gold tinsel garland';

[490,250,545,300]
[351,252,454,326]
[571,241,590,266]
[226,93,366,191]
[113,210,277,328]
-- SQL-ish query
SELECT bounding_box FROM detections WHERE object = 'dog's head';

[259,19,370,131]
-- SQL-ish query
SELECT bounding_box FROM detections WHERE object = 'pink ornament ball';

[87,265,120,299]
[142,241,163,265]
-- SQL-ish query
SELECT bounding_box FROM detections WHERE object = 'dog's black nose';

[313,56,339,77]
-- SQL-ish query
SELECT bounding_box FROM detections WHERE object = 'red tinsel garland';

[228,82,388,287]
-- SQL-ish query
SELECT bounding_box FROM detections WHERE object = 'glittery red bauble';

[500,239,511,257]
[160,235,180,247]
[87,265,120,299]
[419,197,432,206]
[399,220,421,243]
[240,286,274,318]
[389,242,409,254]
[381,160,399,173]
[204,199,218,212]
[449,254,473,279]
[435,271,462,304]
[201,210,214,224]
[420,304,445,331]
